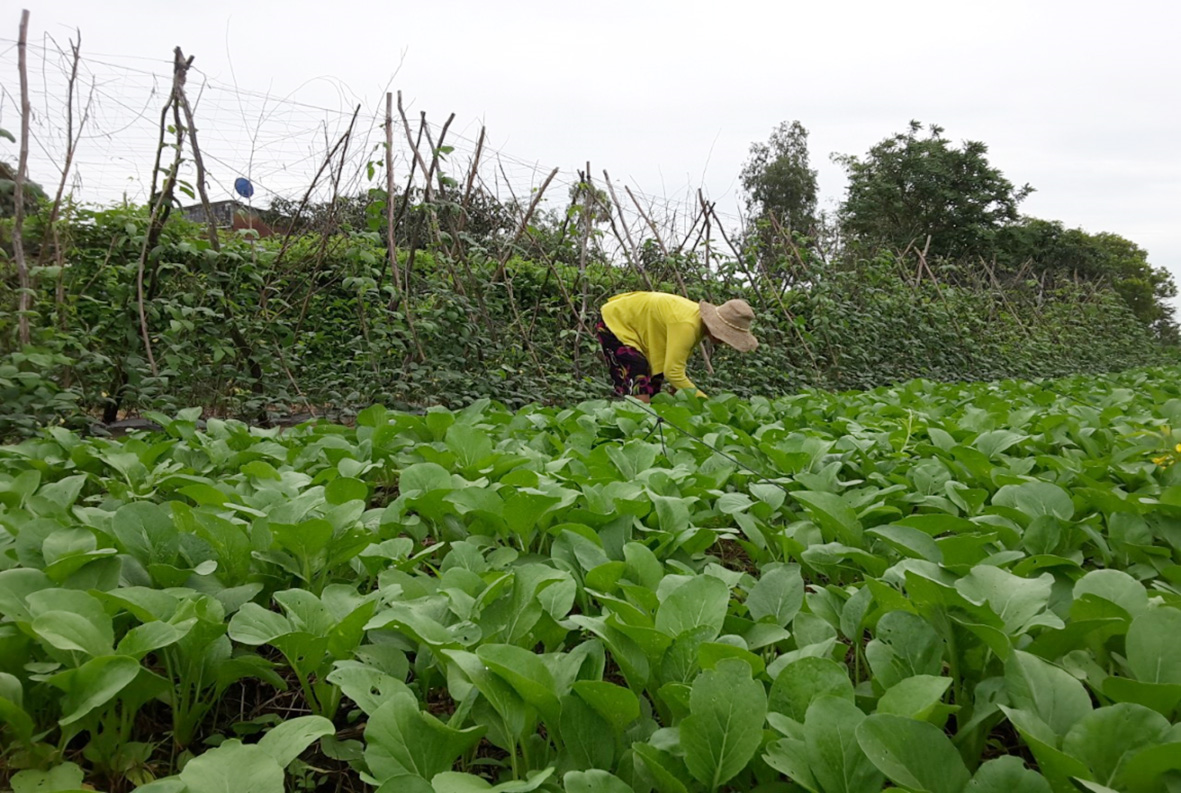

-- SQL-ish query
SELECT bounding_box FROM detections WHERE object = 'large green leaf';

[559,695,615,772]
[326,661,412,715]
[112,500,179,567]
[179,741,284,793]
[792,491,863,546]
[270,519,333,567]
[867,524,943,562]
[32,611,114,657]
[563,769,634,793]
[992,481,1073,522]
[325,476,368,505]
[965,756,1052,793]
[399,463,454,497]
[856,713,970,793]
[805,696,883,793]
[26,588,113,655]
[865,610,943,689]
[1071,569,1148,620]
[0,569,52,621]
[1004,650,1092,738]
[632,742,691,793]
[34,474,88,515]
[50,654,142,726]
[999,706,1093,793]
[571,680,641,733]
[442,650,533,748]
[1116,740,1181,793]
[256,715,335,767]
[0,672,35,744]
[477,644,560,724]
[116,619,195,658]
[606,441,658,481]
[955,567,1060,636]
[876,675,952,723]
[429,768,553,793]
[768,656,854,722]
[9,762,93,793]
[227,602,293,645]
[745,565,805,626]
[444,424,494,474]
[1125,607,1181,684]
[364,691,485,783]
[1102,676,1181,719]
[973,430,1027,459]
[763,737,820,793]
[1060,703,1171,786]
[654,574,729,641]
[679,658,768,790]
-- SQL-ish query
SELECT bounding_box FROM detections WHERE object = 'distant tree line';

[738,119,1177,341]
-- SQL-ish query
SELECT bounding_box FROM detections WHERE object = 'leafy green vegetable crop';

[3,366,1181,792]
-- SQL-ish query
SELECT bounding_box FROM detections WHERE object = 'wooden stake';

[601,170,652,289]
[385,93,401,294]
[174,47,272,421]
[134,46,191,376]
[12,9,32,345]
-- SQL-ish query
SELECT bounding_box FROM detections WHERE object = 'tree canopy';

[998,218,1178,339]
[834,121,1033,259]
[739,120,818,234]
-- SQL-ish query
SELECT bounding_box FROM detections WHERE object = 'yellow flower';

[1153,455,1170,466]
[1173,443,1181,453]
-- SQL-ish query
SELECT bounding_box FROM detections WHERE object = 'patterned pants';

[596,317,664,397]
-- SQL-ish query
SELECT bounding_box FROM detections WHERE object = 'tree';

[835,121,1032,260]
[998,217,1178,340]
[739,120,818,234]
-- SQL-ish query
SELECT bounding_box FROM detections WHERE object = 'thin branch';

[268,108,359,270]
[457,125,485,233]
[396,92,433,197]
[494,165,559,280]
[602,169,652,290]
[626,185,688,297]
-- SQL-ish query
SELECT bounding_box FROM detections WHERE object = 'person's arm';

[663,321,706,397]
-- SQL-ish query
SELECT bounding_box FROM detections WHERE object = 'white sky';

[7,0,1181,311]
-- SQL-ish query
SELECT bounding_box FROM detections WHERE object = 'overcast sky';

[9,0,1181,310]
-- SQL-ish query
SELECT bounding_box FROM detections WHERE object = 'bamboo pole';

[601,169,652,289]
[134,47,191,376]
[385,93,401,294]
[12,10,33,345]
[174,47,273,420]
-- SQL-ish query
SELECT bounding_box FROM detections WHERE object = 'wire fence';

[0,34,744,255]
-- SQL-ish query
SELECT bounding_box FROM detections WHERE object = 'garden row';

[1,367,1181,792]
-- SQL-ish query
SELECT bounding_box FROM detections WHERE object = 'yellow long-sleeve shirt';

[601,292,706,395]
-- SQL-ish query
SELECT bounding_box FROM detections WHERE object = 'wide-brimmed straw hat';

[700,299,759,352]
